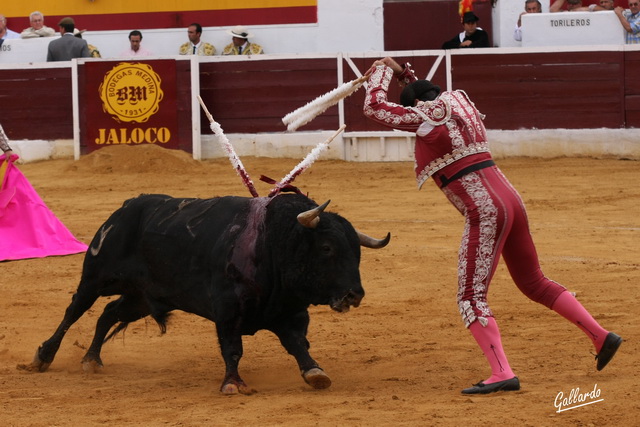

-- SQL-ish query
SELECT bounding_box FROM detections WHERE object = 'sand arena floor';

[0,145,638,426]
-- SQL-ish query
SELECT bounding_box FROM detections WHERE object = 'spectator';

[46,17,90,62]
[119,30,153,57]
[179,23,215,56]
[222,25,264,55]
[0,14,20,40]
[74,28,101,58]
[550,0,584,12]
[615,1,640,43]
[20,11,55,39]
[572,0,615,11]
[515,0,542,42]
[600,0,616,9]
[442,11,489,49]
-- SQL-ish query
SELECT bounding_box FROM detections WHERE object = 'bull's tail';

[103,312,171,343]
[153,312,170,334]
[104,322,130,343]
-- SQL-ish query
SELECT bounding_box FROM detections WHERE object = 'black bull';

[21,193,390,394]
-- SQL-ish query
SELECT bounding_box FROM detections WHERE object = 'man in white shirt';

[119,30,153,57]
[0,14,20,40]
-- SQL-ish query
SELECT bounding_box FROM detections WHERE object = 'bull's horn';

[357,230,391,249]
[297,200,331,228]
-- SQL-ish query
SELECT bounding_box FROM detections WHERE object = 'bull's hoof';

[303,368,332,389]
[221,383,239,395]
[220,381,256,395]
[16,348,50,372]
[81,358,104,374]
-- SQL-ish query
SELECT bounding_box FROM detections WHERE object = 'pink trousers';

[440,165,567,327]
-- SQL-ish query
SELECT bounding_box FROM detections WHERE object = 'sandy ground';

[0,145,638,426]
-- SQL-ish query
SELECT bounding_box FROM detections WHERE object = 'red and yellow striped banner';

[3,1,317,31]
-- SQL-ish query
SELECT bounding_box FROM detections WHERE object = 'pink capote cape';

[0,154,88,261]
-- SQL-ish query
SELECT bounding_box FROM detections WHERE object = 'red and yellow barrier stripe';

[3,0,317,31]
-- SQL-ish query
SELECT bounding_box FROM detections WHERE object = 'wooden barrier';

[1,46,639,160]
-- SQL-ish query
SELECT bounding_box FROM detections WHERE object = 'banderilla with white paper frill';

[267,124,346,197]
[282,74,368,132]
[198,95,259,198]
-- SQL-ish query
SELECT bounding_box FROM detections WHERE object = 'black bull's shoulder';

[24,191,387,394]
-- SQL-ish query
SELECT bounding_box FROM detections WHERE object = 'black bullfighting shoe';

[596,332,623,371]
[461,377,520,395]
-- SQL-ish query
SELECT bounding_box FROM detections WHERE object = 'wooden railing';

[1,46,639,145]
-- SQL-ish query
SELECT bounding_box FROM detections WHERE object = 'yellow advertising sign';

[99,63,164,124]
[83,59,180,153]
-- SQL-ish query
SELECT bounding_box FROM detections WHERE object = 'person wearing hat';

[222,25,263,55]
[46,17,90,62]
[362,56,622,395]
[20,11,54,39]
[179,23,216,56]
[442,11,489,49]
[73,28,101,58]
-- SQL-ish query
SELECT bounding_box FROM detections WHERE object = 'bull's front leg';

[215,324,255,395]
[272,311,331,390]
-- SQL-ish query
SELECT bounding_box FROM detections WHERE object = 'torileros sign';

[82,60,179,153]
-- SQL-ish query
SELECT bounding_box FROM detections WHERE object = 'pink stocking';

[468,317,516,384]
[551,291,608,351]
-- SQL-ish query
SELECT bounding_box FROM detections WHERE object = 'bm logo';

[99,63,163,123]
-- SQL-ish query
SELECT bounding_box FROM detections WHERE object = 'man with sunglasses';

[615,1,640,43]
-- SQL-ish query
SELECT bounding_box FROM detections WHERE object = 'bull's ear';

[357,230,391,249]
[297,200,331,228]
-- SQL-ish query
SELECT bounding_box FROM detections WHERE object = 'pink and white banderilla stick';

[281,75,368,132]
[198,96,259,198]
[268,124,346,197]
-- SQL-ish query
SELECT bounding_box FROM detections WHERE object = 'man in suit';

[46,17,90,62]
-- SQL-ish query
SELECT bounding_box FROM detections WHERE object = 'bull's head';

[297,200,391,249]
[277,196,392,312]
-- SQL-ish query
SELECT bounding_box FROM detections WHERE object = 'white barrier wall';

[0,0,384,64]
[492,0,551,48]
[522,11,625,47]
[0,37,51,62]
[10,127,640,164]
[0,4,631,64]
